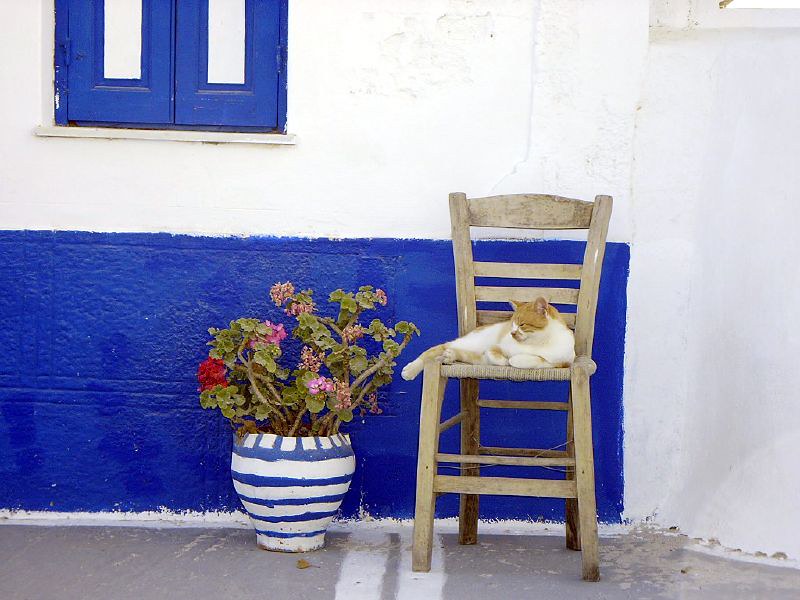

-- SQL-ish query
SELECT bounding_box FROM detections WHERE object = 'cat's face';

[509,297,550,342]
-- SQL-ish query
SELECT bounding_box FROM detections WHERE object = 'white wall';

[0,0,643,242]
[2,0,799,560]
[627,20,800,559]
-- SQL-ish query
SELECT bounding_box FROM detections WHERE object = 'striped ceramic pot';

[231,432,355,552]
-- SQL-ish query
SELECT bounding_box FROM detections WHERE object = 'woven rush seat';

[440,357,596,382]
[441,363,570,381]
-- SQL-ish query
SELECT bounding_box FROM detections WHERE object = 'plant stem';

[351,334,412,390]
[246,361,287,430]
[251,371,283,404]
[344,307,362,330]
[319,317,343,337]
[237,342,286,427]
[317,411,337,435]
[288,409,305,437]
[353,379,373,407]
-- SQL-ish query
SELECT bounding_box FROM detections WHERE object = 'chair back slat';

[473,262,582,280]
[475,286,579,305]
[449,192,612,360]
[477,309,576,329]
[468,194,594,229]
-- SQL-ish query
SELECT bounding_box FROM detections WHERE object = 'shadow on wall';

[0,232,628,522]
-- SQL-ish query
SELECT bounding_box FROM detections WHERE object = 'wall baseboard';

[0,509,634,536]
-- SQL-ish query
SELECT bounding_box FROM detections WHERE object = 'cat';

[401,297,575,380]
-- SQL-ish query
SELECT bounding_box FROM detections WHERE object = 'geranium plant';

[198,283,419,437]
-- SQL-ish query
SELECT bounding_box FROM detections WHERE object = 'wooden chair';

[411,192,612,581]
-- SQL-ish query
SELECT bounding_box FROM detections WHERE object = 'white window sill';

[34,125,296,146]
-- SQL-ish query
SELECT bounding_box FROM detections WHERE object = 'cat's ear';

[533,297,548,315]
[509,300,523,310]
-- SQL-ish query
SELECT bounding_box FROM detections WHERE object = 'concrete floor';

[1,521,798,600]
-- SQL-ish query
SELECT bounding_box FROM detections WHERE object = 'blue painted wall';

[0,232,628,522]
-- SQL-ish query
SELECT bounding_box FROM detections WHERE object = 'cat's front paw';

[440,348,456,364]
[401,364,416,380]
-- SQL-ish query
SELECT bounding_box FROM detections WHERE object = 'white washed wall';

[1,0,641,241]
[626,19,800,559]
[1,0,799,560]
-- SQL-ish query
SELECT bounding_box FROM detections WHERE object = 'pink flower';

[285,301,314,317]
[270,282,295,306]
[306,376,334,395]
[333,378,352,410]
[368,392,382,415]
[375,289,388,306]
[249,320,288,349]
[299,346,324,372]
[263,321,287,345]
[342,324,364,344]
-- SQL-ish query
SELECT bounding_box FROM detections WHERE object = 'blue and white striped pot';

[231,433,355,552]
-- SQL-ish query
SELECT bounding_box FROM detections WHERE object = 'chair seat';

[439,357,596,381]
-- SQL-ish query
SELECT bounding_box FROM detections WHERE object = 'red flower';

[197,357,229,392]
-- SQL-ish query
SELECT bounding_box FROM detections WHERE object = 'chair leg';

[565,387,581,551]
[571,365,600,582]
[458,378,480,545]
[412,361,447,572]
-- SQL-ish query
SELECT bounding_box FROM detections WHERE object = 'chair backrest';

[449,193,612,359]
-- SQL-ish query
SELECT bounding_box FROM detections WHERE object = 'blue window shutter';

[175,0,282,128]
[67,0,173,124]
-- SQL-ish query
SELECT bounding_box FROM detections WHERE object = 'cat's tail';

[401,344,447,381]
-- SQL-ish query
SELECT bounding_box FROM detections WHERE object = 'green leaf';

[383,339,400,355]
[395,321,421,336]
[253,350,277,373]
[341,296,357,312]
[298,370,318,385]
[307,396,325,413]
[336,409,354,423]
[350,355,368,374]
[355,292,375,309]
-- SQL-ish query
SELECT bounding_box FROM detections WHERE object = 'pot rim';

[234,432,351,443]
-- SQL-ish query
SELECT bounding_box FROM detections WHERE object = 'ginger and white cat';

[401,297,575,380]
